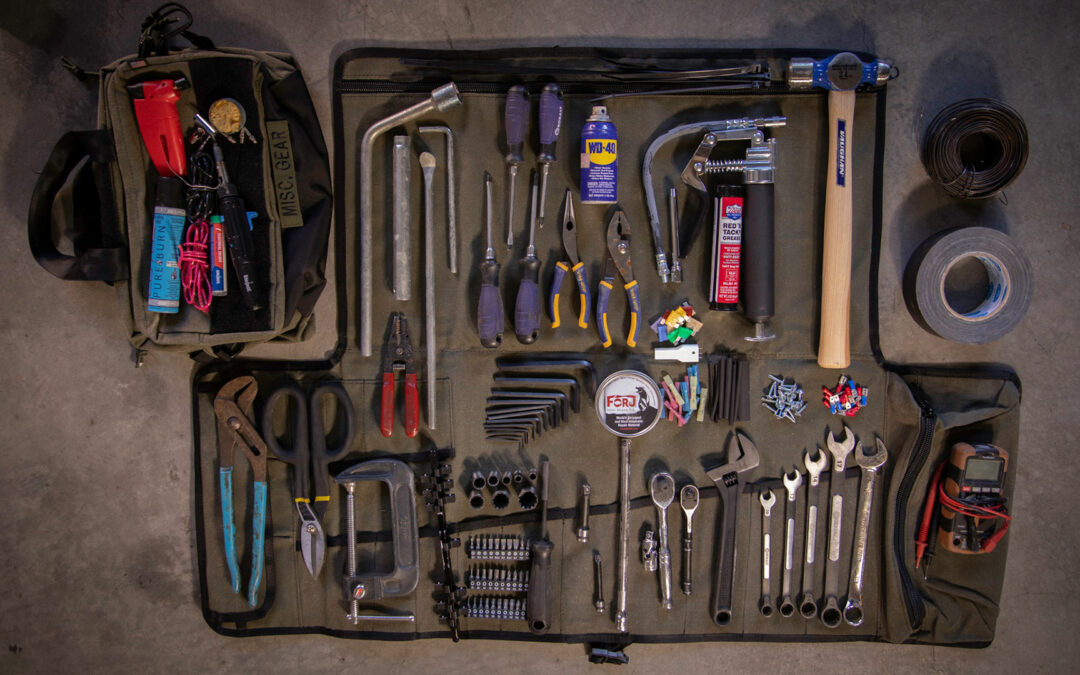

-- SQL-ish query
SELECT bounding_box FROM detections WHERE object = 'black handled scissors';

[261,378,356,579]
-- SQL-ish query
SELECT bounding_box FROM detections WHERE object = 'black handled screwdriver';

[477,172,504,348]
[527,460,553,634]
[514,173,542,344]
[536,83,563,229]
[504,85,529,249]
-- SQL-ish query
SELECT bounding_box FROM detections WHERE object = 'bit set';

[466,565,530,592]
[463,596,527,621]
[466,534,532,561]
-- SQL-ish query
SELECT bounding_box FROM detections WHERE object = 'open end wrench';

[707,431,760,626]
[799,447,829,619]
[844,438,888,627]
[821,425,856,628]
[680,485,699,595]
[650,473,676,610]
[759,489,776,617]
[779,468,803,617]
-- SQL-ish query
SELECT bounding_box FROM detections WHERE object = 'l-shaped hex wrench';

[358,83,461,356]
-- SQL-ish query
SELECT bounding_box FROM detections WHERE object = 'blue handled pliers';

[214,376,269,607]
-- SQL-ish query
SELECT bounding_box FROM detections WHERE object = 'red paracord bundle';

[179,218,211,312]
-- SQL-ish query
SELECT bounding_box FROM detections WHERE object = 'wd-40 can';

[580,106,617,204]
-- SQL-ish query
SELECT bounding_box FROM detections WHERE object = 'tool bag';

[188,47,1021,656]
[26,6,332,359]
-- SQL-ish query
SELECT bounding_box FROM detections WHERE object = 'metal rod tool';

[420,151,437,429]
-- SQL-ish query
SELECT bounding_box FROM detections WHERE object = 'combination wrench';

[707,431,760,626]
[680,485,699,595]
[821,425,856,628]
[650,473,676,609]
[843,438,888,627]
[759,489,776,617]
[778,468,803,617]
[799,447,829,619]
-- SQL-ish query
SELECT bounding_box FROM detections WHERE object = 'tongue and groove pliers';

[597,208,641,348]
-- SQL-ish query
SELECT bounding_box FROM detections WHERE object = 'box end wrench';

[821,425,856,628]
[707,431,760,626]
[759,489,776,617]
[799,447,829,619]
[680,485,699,596]
[650,473,676,610]
[778,468,803,617]
[843,437,888,627]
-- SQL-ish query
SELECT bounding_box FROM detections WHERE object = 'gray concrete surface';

[2,0,1078,671]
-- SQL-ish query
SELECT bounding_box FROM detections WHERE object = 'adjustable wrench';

[650,473,676,609]
[707,431,760,626]
[799,447,829,619]
[759,489,776,617]
[821,425,856,628]
[844,438,888,627]
[778,468,803,617]
[680,485,699,595]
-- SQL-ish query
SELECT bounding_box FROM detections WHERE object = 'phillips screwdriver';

[536,83,563,230]
[504,85,529,250]
[514,173,542,344]
[477,172,504,348]
[527,460,553,634]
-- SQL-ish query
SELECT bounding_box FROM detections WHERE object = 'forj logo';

[836,119,847,187]
[605,393,638,412]
[725,203,743,220]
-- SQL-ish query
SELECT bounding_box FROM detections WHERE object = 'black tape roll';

[904,227,1031,343]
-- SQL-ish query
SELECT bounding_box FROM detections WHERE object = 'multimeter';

[937,442,1010,554]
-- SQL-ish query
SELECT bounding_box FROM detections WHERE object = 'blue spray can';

[147,176,187,313]
[580,106,617,204]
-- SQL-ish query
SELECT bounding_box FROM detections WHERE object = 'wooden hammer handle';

[818,89,855,369]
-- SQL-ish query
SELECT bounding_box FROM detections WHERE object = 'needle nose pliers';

[549,189,590,329]
[597,208,641,348]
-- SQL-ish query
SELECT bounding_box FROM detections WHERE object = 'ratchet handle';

[741,183,775,325]
[682,530,693,595]
[504,85,529,162]
[514,256,542,344]
[477,259,504,348]
[527,538,554,634]
[596,279,613,348]
[538,84,563,161]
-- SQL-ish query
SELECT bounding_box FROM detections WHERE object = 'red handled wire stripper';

[380,313,419,438]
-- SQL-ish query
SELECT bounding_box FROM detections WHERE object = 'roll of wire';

[920,98,1028,199]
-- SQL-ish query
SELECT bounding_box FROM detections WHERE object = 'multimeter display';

[962,457,1004,484]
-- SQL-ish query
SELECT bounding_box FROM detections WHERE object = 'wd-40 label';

[580,107,617,204]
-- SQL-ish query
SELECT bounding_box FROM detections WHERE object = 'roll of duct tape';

[904,227,1031,343]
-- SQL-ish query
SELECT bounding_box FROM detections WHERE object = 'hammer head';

[788,52,892,91]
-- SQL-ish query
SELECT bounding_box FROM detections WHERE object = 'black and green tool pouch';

[27,12,332,357]
[188,47,1021,654]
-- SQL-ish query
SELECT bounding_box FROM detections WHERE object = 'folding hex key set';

[189,46,1026,659]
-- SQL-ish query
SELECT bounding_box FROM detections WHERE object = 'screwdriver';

[477,172,504,348]
[504,85,529,250]
[536,83,563,229]
[527,460,553,634]
[514,173,542,344]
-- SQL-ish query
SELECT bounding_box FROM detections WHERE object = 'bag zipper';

[893,382,935,629]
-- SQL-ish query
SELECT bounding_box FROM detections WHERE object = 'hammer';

[789,53,891,368]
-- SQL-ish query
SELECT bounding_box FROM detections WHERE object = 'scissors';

[261,378,356,579]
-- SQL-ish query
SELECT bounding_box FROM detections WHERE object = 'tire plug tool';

[359,83,461,357]
[821,425,856,628]
[418,125,457,274]
[680,484,699,595]
[759,488,776,617]
[549,191,591,329]
[597,209,641,348]
[213,376,269,607]
[779,467,803,617]
[800,447,829,619]
[668,188,683,283]
[707,430,761,626]
[194,113,263,310]
[650,473,676,610]
[503,85,529,249]
[514,172,542,343]
[420,151,438,429]
[595,370,663,633]
[526,461,553,634]
[260,380,356,579]
[844,438,888,627]
[379,313,419,438]
[478,172,504,348]
[536,83,563,229]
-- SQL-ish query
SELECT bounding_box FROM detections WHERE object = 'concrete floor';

[2,0,1078,671]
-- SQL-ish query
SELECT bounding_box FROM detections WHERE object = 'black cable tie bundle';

[707,347,750,424]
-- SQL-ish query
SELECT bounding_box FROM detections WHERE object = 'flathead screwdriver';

[514,173,542,344]
[527,461,553,634]
[536,83,563,229]
[504,85,529,249]
[477,172,504,348]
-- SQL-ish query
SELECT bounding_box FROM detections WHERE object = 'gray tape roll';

[905,227,1031,343]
